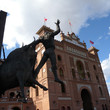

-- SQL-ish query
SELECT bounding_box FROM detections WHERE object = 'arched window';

[67,106,71,110]
[96,75,99,83]
[57,55,62,61]
[61,106,65,110]
[105,104,108,110]
[93,65,97,71]
[59,68,64,77]
[87,72,91,80]
[72,68,76,78]
[85,61,89,70]
[99,87,103,96]
[76,61,85,80]
[69,57,74,67]
[102,104,105,110]
[61,84,66,93]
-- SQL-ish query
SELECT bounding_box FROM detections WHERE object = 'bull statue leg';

[16,72,26,103]
[31,78,48,91]
[26,76,48,91]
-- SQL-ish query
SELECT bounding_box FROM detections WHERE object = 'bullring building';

[0,25,110,110]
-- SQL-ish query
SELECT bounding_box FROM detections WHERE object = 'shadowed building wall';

[0,10,7,58]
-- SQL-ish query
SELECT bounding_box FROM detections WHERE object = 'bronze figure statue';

[34,19,63,85]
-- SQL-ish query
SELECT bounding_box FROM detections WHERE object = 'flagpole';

[70,25,72,33]
[68,19,72,33]
[44,17,47,26]
[89,40,91,47]
[44,20,46,26]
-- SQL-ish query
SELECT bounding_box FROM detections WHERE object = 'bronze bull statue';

[0,40,48,103]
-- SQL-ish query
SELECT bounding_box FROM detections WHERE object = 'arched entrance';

[81,89,94,110]
[12,107,20,110]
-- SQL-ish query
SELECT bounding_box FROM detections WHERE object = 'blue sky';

[0,0,110,94]
[79,16,110,94]
[79,16,110,61]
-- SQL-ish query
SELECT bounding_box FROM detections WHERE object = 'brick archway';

[81,89,94,110]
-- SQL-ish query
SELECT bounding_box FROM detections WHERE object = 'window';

[57,55,62,61]
[61,84,66,93]
[76,60,85,79]
[69,57,74,67]
[99,87,103,96]
[59,68,64,77]
[72,69,76,78]
[61,106,65,110]
[105,104,108,110]
[93,65,97,71]
[96,75,99,83]
[67,106,71,110]
[102,104,105,110]
[87,72,91,80]
[85,61,89,70]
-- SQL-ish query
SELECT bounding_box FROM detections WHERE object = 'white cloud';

[107,26,110,35]
[1,0,110,49]
[101,54,110,78]
[107,32,110,35]
[98,36,103,40]
[101,54,110,94]
[106,82,110,95]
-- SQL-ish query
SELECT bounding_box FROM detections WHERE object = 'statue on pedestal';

[0,19,64,103]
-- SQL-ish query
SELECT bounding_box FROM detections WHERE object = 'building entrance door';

[81,89,94,110]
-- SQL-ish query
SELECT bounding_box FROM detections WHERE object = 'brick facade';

[0,26,109,110]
